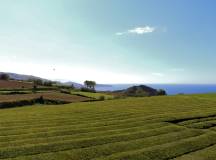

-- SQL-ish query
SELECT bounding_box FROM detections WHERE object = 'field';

[1,94,216,159]
[0,80,41,90]
[71,91,114,100]
[0,92,92,104]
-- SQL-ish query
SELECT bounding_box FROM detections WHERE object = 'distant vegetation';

[0,73,167,109]
[115,85,167,97]
[82,80,96,92]
[0,73,10,81]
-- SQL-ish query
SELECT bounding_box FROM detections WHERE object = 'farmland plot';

[0,94,216,159]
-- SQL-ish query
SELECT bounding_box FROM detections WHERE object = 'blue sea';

[96,84,216,95]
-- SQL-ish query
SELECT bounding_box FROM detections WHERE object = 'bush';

[33,85,37,93]
[80,87,96,93]
[0,73,10,81]
[98,96,105,101]
[157,89,167,96]
[43,81,53,86]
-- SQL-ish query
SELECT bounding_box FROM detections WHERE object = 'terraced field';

[71,91,114,100]
[0,92,92,103]
[1,94,216,159]
[0,80,46,90]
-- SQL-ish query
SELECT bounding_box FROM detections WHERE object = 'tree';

[33,84,37,93]
[33,79,43,86]
[84,80,96,90]
[0,74,10,81]
[157,89,167,96]
[43,81,52,86]
[71,84,75,90]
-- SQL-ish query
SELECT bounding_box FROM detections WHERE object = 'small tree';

[157,89,167,96]
[33,84,37,93]
[43,81,52,86]
[33,79,43,86]
[71,84,75,90]
[84,80,96,90]
[0,74,10,81]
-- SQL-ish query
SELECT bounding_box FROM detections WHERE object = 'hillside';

[0,72,45,81]
[114,85,166,97]
[0,80,34,89]
[0,72,82,88]
[0,94,216,159]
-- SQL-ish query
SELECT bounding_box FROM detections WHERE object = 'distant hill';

[0,72,46,81]
[0,72,83,89]
[114,85,166,97]
[58,81,83,88]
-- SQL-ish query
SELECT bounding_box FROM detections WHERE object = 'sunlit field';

[0,94,216,160]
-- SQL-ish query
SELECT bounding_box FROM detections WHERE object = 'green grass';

[1,94,216,159]
[71,91,114,100]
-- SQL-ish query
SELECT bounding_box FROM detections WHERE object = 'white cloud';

[116,26,155,36]
[129,26,155,34]
[151,72,164,77]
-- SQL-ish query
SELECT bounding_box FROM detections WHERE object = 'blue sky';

[0,0,216,84]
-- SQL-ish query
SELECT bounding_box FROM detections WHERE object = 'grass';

[0,94,216,159]
[71,91,114,100]
[0,92,93,109]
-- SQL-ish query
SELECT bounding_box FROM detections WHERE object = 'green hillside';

[1,94,216,160]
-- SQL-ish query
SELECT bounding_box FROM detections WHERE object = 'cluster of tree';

[84,80,96,89]
[0,73,10,81]
[28,79,53,87]
[81,80,96,92]
[157,89,167,96]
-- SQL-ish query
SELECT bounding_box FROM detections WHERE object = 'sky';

[0,0,216,84]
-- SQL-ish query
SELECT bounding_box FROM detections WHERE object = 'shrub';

[0,73,10,81]
[81,87,96,93]
[98,96,105,101]
[157,89,167,96]
[32,85,37,93]
[43,81,53,86]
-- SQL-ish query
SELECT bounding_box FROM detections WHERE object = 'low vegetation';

[71,91,114,100]
[114,85,167,97]
[0,94,216,159]
[0,92,93,108]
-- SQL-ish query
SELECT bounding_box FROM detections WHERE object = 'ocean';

[95,84,216,95]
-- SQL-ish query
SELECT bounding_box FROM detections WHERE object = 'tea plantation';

[1,94,216,160]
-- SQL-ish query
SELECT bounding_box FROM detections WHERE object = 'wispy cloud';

[151,72,164,77]
[129,26,155,34]
[116,26,155,36]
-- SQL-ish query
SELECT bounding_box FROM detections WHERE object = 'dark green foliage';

[114,85,167,97]
[32,79,43,86]
[0,73,10,80]
[84,80,96,90]
[157,89,167,96]
[71,84,75,89]
[123,85,158,97]
[99,95,105,101]
[43,81,53,86]
[81,87,96,93]
[0,97,69,109]
[33,85,37,93]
